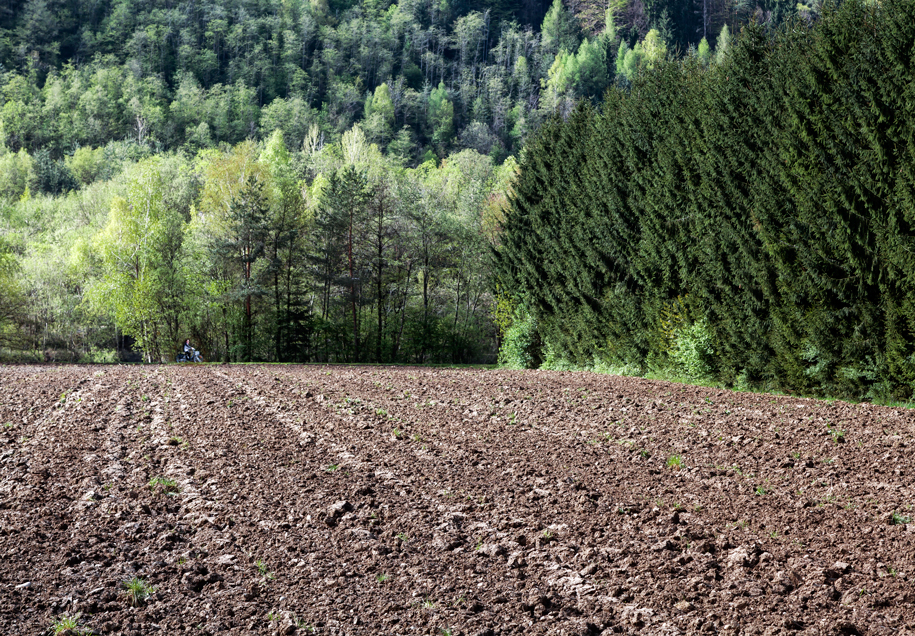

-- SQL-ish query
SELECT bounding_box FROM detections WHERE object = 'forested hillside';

[496,0,915,401]
[0,0,814,364]
[0,0,803,163]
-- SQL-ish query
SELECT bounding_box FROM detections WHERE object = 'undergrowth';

[530,353,914,410]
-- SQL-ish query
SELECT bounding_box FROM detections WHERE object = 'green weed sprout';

[148,476,179,494]
[50,614,87,635]
[256,559,275,580]
[124,577,155,606]
[891,511,912,525]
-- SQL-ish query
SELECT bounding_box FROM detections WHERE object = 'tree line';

[496,0,915,401]
[0,127,513,363]
[0,0,825,365]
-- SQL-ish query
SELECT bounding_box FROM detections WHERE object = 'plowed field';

[2,365,915,636]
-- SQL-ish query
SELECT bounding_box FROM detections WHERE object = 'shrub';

[498,307,540,369]
[668,318,715,380]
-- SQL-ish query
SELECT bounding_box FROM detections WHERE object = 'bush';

[33,149,78,194]
[0,148,35,200]
[668,318,715,380]
[65,146,106,185]
[78,349,120,364]
[498,308,540,369]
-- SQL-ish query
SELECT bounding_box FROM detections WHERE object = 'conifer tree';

[715,24,730,64]
[540,0,582,63]
[313,166,370,361]
[218,176,272,362]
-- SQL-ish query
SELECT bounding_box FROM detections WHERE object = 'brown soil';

[1,365,914,636]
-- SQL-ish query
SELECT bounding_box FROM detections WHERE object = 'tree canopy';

[0,0,807,166]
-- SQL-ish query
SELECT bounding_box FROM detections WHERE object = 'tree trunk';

[274,269,281,362]
[349,207,359,362]
[421,252,430,362]
[223,305,230,363]
[377,239,384,363]
[394,259,413,361]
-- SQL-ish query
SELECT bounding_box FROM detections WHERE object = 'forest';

[0,0,803,364]
[0,0,852,371]
[496,0,915,401]
[0,128,519,363]
[0,0,801,162]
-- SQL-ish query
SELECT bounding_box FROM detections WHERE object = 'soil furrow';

[1,365,914,635]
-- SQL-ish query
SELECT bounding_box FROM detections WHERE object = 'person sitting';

[183,339,202,362]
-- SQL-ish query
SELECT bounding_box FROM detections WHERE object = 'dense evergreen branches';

[497,0,915,400]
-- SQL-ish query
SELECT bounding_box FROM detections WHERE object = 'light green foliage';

[617,29,667,81]
[615,40,631,78]
[641,30,667,68]
[50,613,90,636]
[123,577,155,606]
[491,284,516,340]
[428,83,455,147]
[541,0,581,60]
[604,4,618,41]
[539,337,578,371]
[546,50,575,99]
[0,0,769,167]
[148,476,179,493]
[0,148,35,200]
[0,74,41,150]
[697,37,712,66]
[3,103,510,365]
[364,83,396,147]
[620,43,642,80]
[454,12,488,77]
[0,237,26,351]
[255,559,275,580]
[387,127,417,163]
[65,147,106,186]
[1,176,121,360]
[341,124,384,172]
[122,74,168,145]
[716,25,731,64]
[259,130,295,192]
[88,155,193,361]
[544,37,609,104]
[259,97,315,152]
[498,307,539,369]
[659,297,715,379]
[667,318,715,380]
[574,37,610,98]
